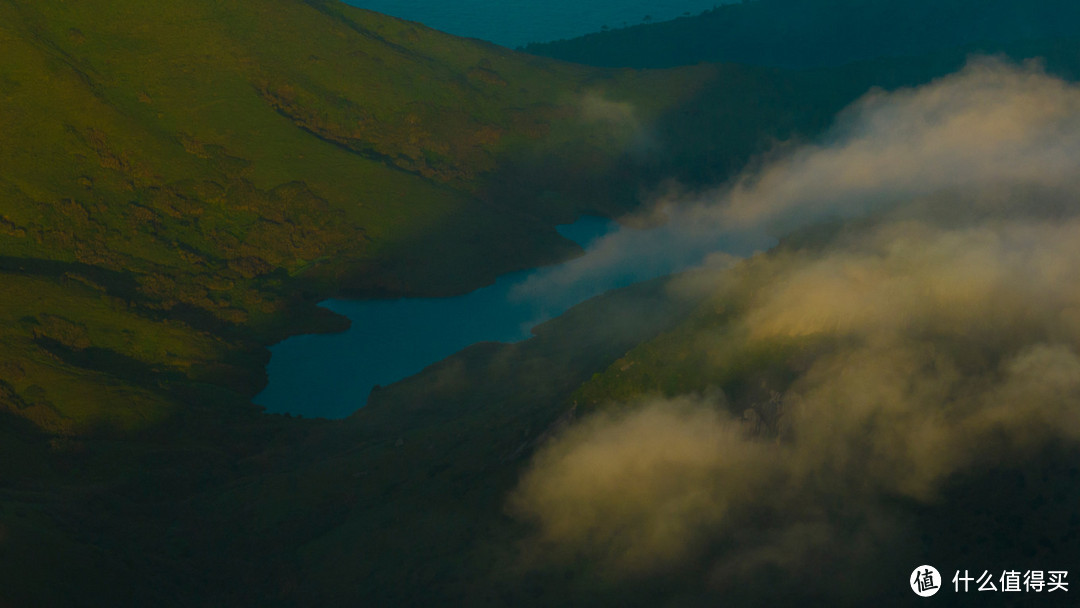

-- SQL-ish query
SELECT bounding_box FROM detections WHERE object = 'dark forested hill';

[525,0,1080,68]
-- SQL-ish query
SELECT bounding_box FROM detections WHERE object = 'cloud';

[509,396,779,572]
[578,91,638,128]
[718,57,1080,230]
[513,219,1080,583]
[509,58,1080,595]
[516,58,1080,303]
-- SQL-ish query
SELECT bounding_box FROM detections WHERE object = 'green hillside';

[0,3,795,602]
[0,0,716,435]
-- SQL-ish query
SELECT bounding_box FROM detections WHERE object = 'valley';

[3,1,1080,606]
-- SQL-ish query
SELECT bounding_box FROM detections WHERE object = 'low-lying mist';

[509,57,1080,597]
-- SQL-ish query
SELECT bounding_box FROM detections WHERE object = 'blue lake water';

[257,217,616,419]
[256,215,776,419]
[344,0,738,48]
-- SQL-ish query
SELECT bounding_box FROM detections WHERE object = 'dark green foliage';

[525,0,1080,69]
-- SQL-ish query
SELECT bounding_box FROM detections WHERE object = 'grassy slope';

[0,0,715,436]
[0,1,772,604]
[0,5,723,601]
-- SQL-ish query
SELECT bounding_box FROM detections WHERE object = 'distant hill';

[525,0,1080,68]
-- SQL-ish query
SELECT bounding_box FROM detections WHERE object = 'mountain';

[525,0,1080,68]
[6,0,1080,605]
[0,1,722,603]
[0,0,729,437]
[0,0,808,603]
[12,0,1048,440]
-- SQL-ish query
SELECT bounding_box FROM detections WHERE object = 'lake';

[256,217,615,419]
[343,0,738,48]
[256,215,776,419]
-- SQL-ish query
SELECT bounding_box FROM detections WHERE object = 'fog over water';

[510,59,1080,597]
[257,55,1080,600]
[257,216,771,419]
